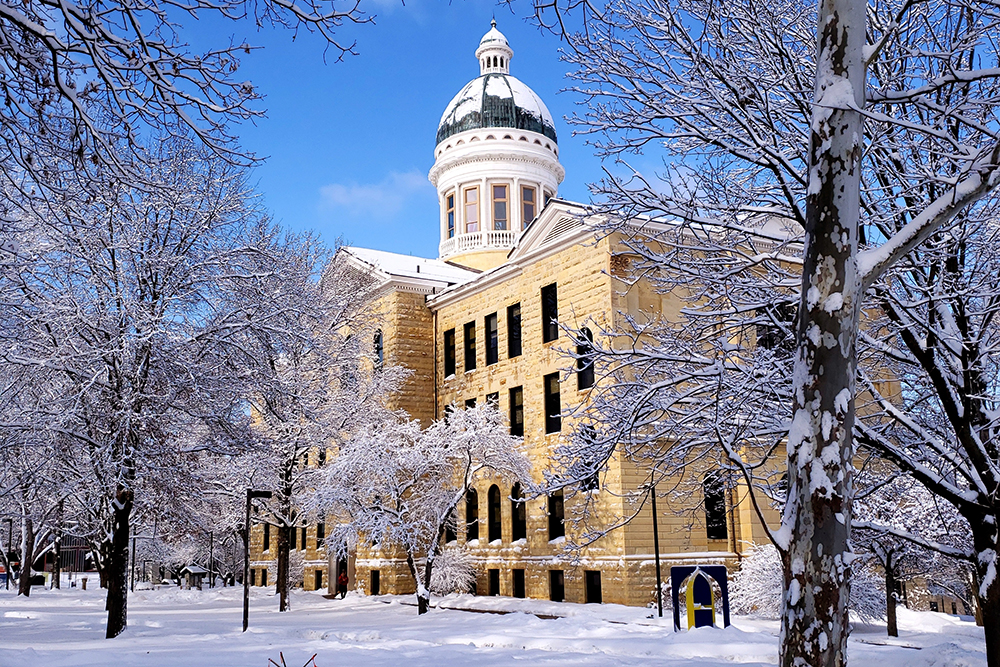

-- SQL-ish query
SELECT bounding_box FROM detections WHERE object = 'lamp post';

[243,489,272,632]
[4,518,11,590]
[649,481,664,618]
[209,532,214,589]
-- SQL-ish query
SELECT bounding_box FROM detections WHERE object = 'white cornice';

[429,151,565,187]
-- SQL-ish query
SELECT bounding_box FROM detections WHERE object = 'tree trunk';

[885,564,898,637]
[975,532,1000,667]
[404,552,429,615]
[276,525,289,612]
[781,0,866,665]
[52,534,61,590]
[105,487,133,639]
[18,517,34,597]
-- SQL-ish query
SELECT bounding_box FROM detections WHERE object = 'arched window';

[577,327,595,389]
[500,57,505,68]
[704,472,728,540]
[510,483,526,541]
[488,485,502,542]
[466,488,479,542]
[493,56,498,68]
[444,508,457,543]
[373,329,383,369]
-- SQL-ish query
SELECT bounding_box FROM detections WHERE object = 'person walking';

[337,570,348,599]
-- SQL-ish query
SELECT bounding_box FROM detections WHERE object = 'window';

[585,571,602,604]
[577,327,595,389]
[549,570,564,602]
[318,448,326,466]
[541,283,558,342]
[263,523,270,552]
[509,386,524,437]
[444,328,456,377]
[464,187,479,233]
[492,184,508,230]
[464,321,477,372]
[250,569,256,586]
[301,526,307,550]
[447,192,456,238]
[485,313,499,365]
[371,570,381,596]
[314,570,323,590]
[374,330,383,369]
[261,569,268,587]
[544,372,561,433]
[757,302,796,351]
[291,526,297,550]
[445,510,457,543]
[486,392,499,407]
[466,488,479,542]
[512,569,525,598]
[507,303,522,358]
[317,522,325,543]
[465,397,477,409]
[488,569,500,596]
[488,485,502,542]
[704,472,728,540]
[511,482,526,541]
[579,425,600,491]
[548,489,565,540]
[522,186,536,228]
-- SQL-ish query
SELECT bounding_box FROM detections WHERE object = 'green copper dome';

[436,73,558,146]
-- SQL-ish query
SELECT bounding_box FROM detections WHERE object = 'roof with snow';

[341,247,478,288]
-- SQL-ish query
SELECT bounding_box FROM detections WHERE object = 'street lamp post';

[4,518,11,590]
[209,532,214,589]
[649,482,664,618]
[243,489,272,632]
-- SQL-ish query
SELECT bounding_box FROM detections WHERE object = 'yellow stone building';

[249,21,774,606]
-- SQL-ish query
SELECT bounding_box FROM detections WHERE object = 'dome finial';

[477,20,512,76]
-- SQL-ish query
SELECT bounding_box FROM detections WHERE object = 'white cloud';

[319,170,434,221]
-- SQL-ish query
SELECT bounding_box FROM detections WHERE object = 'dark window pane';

[486,392,499,407]
[464,321,477,372]
[486,313,499,365]
[466,489,479,542]
[704,472,728,540]
[488,485,502,542]
[511,482,526,541]
[444,329,456,377]
[374,330,384,369]
[577,327,595,389]
[548,490,565,540]
[549,570,564,602]
[544,372,561,433]
[465,397,477,409]
[509,386,524,437]
[541,283,558,342]
[507,304,522,358]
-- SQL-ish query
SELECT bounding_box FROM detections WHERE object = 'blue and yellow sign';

[670,565,731,631]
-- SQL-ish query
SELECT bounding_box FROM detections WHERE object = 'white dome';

[436,73,558,146]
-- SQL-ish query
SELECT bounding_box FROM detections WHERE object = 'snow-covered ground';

[0,586,986,666]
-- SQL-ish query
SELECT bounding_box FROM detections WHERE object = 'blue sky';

[195,0,609,258]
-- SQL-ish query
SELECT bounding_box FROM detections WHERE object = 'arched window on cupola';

[500,57,505,68]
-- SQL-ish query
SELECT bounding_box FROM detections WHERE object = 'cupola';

[429,22,565,272]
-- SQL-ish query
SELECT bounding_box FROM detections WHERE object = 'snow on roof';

[436,73,558,145]
[344,247,478,286]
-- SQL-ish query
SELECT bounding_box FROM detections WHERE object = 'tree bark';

[105,487,133,639]
[781,0,866,665]
[885,562,898,637]
[17,517,34,597]
[276,524,289,612]
[975,531,1000,667]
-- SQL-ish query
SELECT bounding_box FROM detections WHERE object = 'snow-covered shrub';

[731,543,884,622]
[429,549,476,595]
[288,551,305,589]
[647,578,673,612]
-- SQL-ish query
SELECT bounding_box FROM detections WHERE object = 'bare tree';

[527,0,1000,664]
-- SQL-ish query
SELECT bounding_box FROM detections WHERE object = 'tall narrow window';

[509,386,524,437]
[445,509,457,543]
[316,523,325,543]
[487,485,502,543]
[541,283,558,343]
[704,472,728,540]
[291,525,297,550]
[544,372,561,434]
[318,448,326,466]
[577,327,595,390]
[548,489,565,540]
[511,482,526,541]
[464,187,479,233]
[374,329,384,370]
[486,313,499,365]
[301,526,307,551]
[507,303,522,358]
[447,193,456,238]
[549,570,564,602]
[521,186,536,228]
[444,328,456,377]
[464,321,477,372]
[492,184,508,230]
[263,523,270,552]
[466,488,480,542]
